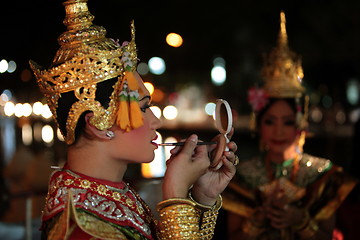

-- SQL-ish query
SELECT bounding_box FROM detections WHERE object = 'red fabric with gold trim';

[42,168,155,239]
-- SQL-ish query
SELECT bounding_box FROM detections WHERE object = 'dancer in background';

[222,12,357,240]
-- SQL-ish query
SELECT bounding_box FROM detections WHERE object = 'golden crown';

[249,12,308,131]
[261,11,305,98]
[30,0,142,144]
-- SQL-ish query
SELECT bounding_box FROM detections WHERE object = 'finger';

[219,155,237,175]
[223,150,235,161]
[169,139,187,154]
[170,145,181,155]
[177,134,198,158]
[227,141,238,153]
[227,127,235,140]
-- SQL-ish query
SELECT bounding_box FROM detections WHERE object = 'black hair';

[256,97,303,128]
[56,77,118,144]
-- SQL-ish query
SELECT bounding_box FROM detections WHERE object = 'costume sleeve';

[307,166,358,221]
[156,196,222,240]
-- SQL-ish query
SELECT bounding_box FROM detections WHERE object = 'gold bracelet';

[188,192,222,240]
[157,198,201,239]
[156,198,196,211]
[188,191,222,212]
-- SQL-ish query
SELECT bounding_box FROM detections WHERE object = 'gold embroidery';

[80,180,90,188]
[65,179,74,186]
[97,185,108,195]
[112,192,121,201]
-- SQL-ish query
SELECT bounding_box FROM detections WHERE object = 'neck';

[67,142,127,183]
[266,147,297,164]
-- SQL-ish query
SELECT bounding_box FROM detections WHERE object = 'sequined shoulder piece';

[236,156,268,189]
[43,170,154,239]
[296,153,333,186]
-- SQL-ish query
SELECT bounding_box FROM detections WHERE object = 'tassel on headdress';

[116,71,143,131]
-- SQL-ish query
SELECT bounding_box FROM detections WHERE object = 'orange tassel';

[116,100,131,132]
[124,72,139,91]
[130,100,143,128]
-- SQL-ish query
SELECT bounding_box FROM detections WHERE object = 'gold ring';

[233,155,239,166]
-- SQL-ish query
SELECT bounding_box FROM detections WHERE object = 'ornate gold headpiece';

[261,11,305,98]
[30,0,143,144]
[248,11,308,131]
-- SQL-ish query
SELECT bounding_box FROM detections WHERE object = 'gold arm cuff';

[188,193,222,240]
[156,198,201,239]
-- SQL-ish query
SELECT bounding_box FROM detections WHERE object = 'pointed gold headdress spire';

[30,0,142,144]
[248,11,309,131]
[261,11,305,98]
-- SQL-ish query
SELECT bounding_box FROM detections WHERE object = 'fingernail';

[189,134,198,143]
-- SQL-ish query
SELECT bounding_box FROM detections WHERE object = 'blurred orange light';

[21,69,32,82]
[144,82,154,95]
[152,89,164,102]
[166,33,183,47]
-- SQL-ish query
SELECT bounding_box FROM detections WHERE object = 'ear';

[84,112,109,140]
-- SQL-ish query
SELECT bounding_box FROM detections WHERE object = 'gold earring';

[297,131,306,153]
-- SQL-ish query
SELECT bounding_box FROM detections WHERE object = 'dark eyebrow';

[139,95,151,102]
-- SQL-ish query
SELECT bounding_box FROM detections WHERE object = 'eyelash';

[140,103,152,113]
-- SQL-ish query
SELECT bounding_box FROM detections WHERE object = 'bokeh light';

[33,102,43,115]
[22,103,32,117]
[205,102,216,116]
[211,66,226,86]
[42,125,54,144]
[0,59,8,73]
[166,33,183,47]
[22,123,33,146]
[144,82,154,95]
[14,103,23,117]
[4,101,15,116]
[41,104,53,119]
[346,79,359,105]
[137,62,149,75]
[57,128,64,141]
[148,57,166,75]
[163,105,178,120]
[150,106,162,119]
[7,60,16,73]
[152,89,164,102]
[1,89,12,102]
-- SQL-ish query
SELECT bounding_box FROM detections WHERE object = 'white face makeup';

[214,99,233,150]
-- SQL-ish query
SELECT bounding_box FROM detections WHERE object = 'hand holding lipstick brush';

[159,141,217,146]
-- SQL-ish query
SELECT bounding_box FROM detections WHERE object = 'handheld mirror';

[210,99,233,169]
